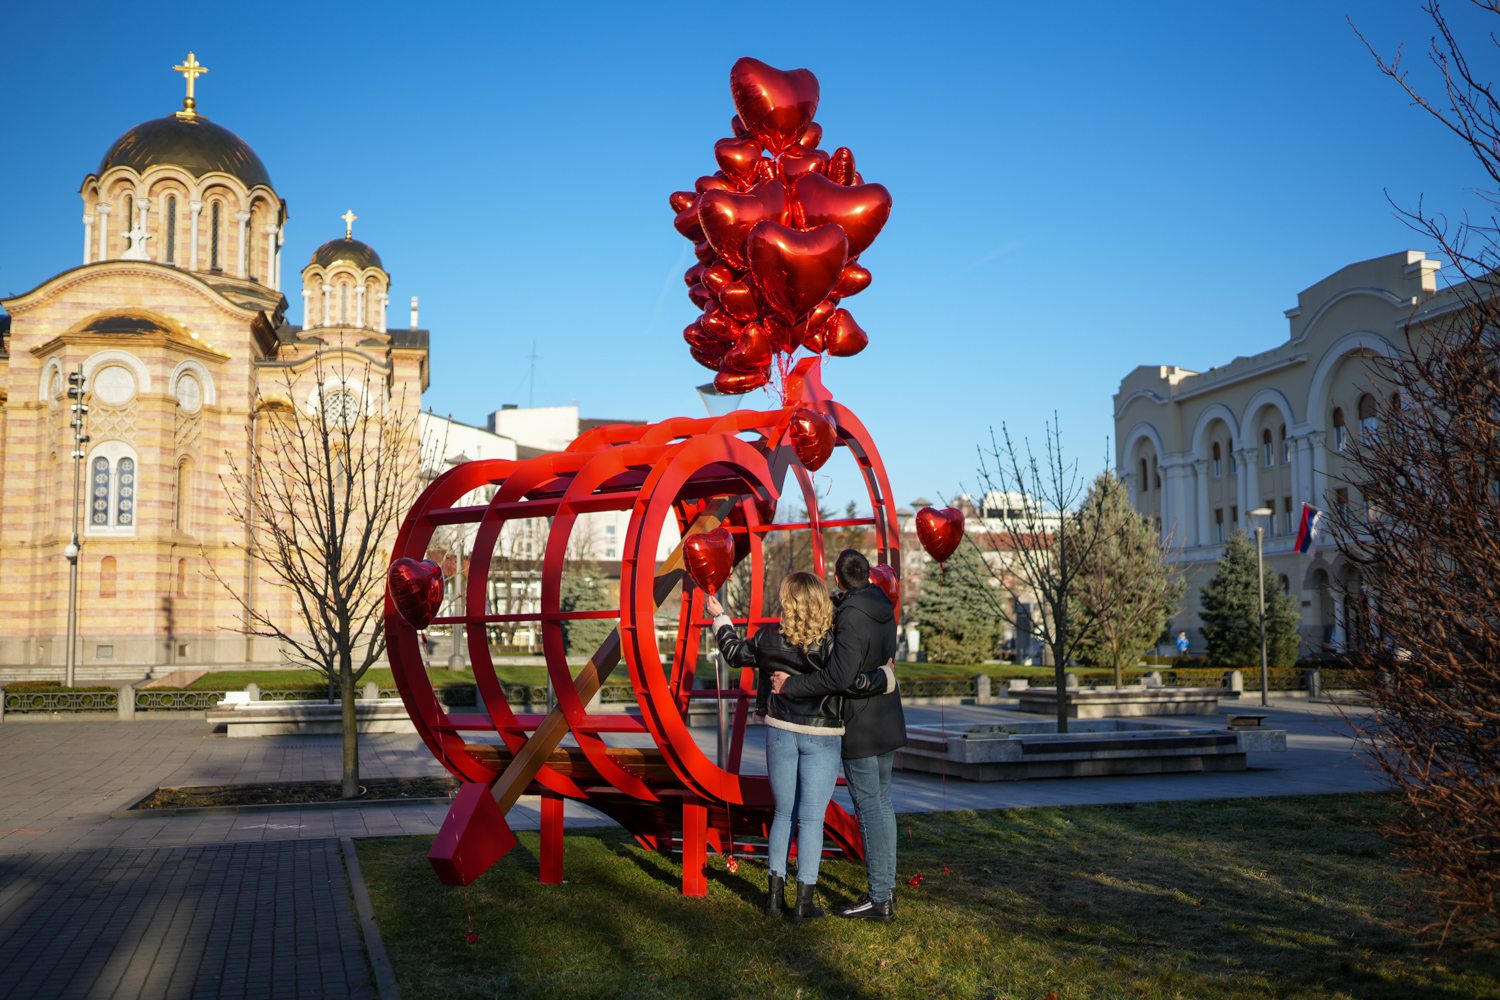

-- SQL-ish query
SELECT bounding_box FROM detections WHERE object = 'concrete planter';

[1017,685,1222,718]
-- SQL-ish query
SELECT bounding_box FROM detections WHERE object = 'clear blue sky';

[1,1,1487,511]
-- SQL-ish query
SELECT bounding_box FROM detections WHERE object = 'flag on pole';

[1293,503,1322,558]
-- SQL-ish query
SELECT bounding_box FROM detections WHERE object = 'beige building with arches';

[0,54,430,678]
[1113,249,1446,655]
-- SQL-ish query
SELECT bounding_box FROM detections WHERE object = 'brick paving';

[0,840,371,999]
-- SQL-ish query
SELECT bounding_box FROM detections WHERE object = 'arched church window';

[1262,428,1273,467]
[1281,423,1290,464]
[210,202,221,270]
[116,458,135,526]
[90,458,111,526]
[1153,457,1161,489]
[247,206,256,279]
[1333,407,1347,452]
[1140,459,1149,491]
[1212,442,1222,478]
[1359,393,1378,444]
[341,283,349,325]
[165,196,177,264]
[1227,437,1236,474]
[100,556,117,599]
[122,195,133,254]
[175,460,191,531]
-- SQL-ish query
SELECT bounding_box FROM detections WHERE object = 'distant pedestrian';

[1176,631,1190,658]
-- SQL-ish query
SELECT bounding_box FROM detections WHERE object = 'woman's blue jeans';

[764,725,842,885]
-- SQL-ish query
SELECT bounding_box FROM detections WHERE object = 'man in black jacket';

[771,549,904,922]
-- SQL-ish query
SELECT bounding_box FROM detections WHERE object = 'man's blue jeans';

[842,750,897,903]
[764,725,842,885]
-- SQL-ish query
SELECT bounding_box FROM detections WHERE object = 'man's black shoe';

[833,893,895,922]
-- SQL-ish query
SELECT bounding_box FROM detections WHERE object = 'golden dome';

[98,114,272,189]
[310,238,383,271]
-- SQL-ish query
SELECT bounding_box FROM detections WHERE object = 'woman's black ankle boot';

[765,873,786,917]
[785,881,824,923]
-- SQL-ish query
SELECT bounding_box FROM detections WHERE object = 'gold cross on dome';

[172,52,208,118]
[341,211,357,239]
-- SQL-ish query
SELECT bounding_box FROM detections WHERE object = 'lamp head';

[1248,507,1273,519]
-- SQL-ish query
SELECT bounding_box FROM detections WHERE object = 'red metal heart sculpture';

[823,308,869,357]
[389,557,444,630]
[745,221,848,324]
[915,507,966,564]
[714,136,765,190]
[870,563,899,607]
[730,57,820,155]
[792,173,892,258]
[698,181,787,270]
[684,526,737,594]
[788,408,836,471]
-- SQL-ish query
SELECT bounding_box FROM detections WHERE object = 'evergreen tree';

[559,568,617,660]
[914,541,1003,665]
[1069,472,1186,686]
[1198,531,1301,669]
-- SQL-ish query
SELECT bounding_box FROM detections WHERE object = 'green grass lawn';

[355,792,1497,1000]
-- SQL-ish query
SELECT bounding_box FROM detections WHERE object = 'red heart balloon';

[684,526,736,594]
[714,136,765,190]
[915,507,965,564]
[685,319,732,350]
[730,57,820,155]
[698,181,787,269]
[826,147,856,185]
[721,322,772,374]
[798,122,824,150]
[694,241,717,264]
[788,408,836,471]
[731,114,749,138]
[389,557,444,630]
[823,308,868,357]
[869,564,899,607]
[674,198,705,243]
[795,299,838,352]
[834,261,872,297]
[792,173,892,258]
[696,174,732,195]
[691,343,730,370]
[702,262,737,296]
[763,313,801,353]
[670,190,696,214]
[779,147,830,187]
[714,368,769,395]
[746,221,848,323]
[700,302,740,340]
[684,261,707,287]
[687,282,712,309]
[718,280,760,322]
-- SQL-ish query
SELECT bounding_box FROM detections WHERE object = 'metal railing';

[3,689,119,712]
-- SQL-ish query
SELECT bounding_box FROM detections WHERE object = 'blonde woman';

[705,572,891,922]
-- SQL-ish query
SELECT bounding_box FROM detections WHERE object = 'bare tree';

[961,416,1113,731]
[210,358,419,798]
[1339,0,1500,942]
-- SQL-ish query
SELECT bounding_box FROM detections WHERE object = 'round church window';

[322,389,360,429]
[176,373,202,413]
[93,366,135,405]
[48,370,61,400]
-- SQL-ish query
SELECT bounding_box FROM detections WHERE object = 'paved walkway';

[0,839,371,999]
[0,697,1380,856]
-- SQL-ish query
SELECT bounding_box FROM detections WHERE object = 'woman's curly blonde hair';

[778,571,835,651]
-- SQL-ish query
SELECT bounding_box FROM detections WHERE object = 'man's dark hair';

[834,549,870,589]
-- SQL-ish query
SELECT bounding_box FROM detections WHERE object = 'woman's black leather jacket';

[712,616,892,735]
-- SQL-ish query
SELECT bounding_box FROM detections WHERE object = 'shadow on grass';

[358,793,1500,1000]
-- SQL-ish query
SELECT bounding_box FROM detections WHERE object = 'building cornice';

[2,260,261,325]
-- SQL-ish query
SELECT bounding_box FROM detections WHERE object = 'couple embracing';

[704,549,906,923]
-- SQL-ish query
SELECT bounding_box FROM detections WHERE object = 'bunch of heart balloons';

[673,57,893,397]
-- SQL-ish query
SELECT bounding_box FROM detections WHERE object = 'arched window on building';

[177,558,188,597]
[1215,507,1225,543]
[99,556,117,599]
[164,196,177,264]
[121,194,133,254]
[247,205,256,279]
[1262,428,1273,467]
[210,202,221,270]
[340,283,349,325]
[1153,457,1161,489]
[174,459,191,532]
[1359,393,1378,444]
[1140,459,1150,491]
[1227,437,1236,474]
[1280,423,1290,464]
[1332,407,1347,452]
[87,444,140,536]
[1212,442,1222,478]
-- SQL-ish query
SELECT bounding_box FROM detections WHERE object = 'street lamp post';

[1248,507,1274,708]
[64,369,90,689]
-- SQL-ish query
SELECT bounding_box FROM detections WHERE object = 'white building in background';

[1113,249,1447,655]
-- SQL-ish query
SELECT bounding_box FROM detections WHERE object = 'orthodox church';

[0,54,430,677]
